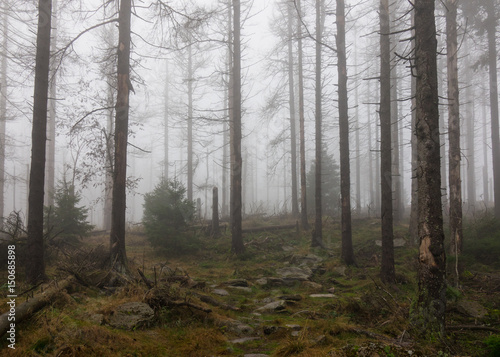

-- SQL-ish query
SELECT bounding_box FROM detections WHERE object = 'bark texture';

[110,0,132,274]
[379,0,395,283]
[412,0,446,338]
[27,0,52,285]
[446,0,462,255]
[337,0,354,265]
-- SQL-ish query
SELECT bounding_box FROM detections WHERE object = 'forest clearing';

[0,215,499,356]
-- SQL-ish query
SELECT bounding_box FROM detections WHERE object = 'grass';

[0,215,499,356]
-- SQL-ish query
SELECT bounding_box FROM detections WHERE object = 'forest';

[0,0,499,355]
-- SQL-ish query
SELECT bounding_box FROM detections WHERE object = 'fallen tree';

[0,275,76,338]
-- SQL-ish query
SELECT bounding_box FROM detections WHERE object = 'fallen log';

[0,275,76,338]
[242,222,298,234]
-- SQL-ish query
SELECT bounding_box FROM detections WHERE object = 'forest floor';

[0,216,499,356]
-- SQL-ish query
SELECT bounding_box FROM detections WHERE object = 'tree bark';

[412,0,446,338]
[212,187,220,236]
[110,0,132,274]
[287,1,298,217]
[297,0,309,230]
[379,0,395,283]
[337,0,354,265]
[409,10,418,245]
[312,0,324,247]
[26,0,52,285]
[486,0,500,219]
[187,44,193,202]
[446,0,462,256]
[0,1,7,227]
[231,0,244,254]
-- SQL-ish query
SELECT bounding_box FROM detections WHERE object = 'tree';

[336,0,354,265]
[312,0,324,247]
[231,0,244,254]
[0,0,7,227]
[110,0,132,274]
[142,179,196,252]
[45,181,93,245]
[26,0,53,285]
[379,0,395,283]
[446,0,463,258]
[412,0,446,338]
[306,147,340,216]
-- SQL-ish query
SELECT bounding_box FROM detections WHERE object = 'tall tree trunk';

[110,0,132,274]
[187,44,193,202]
[27,0,52,285]
[367,80,374,214]
[337,0,354,265]
[164,59,169,179]
[231,0,244,254]
[312,0,323,247]
[297,0,309,229]
[486,0,500,219]
[0,1,7,226]
[412,0,446,338]
[391,66,402,222]
[287,1,298,217]
[483,94,490,206]
[379,0,395,283]
[409,9,418,244]
[45,0,57,208]
[446,0,462,256]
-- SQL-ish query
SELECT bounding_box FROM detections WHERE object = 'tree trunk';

[486,0,500,219]
[164,59,169,179]
[0,2,7,227]
[297,0,309,230]
[45,0,57,209]
[379,0,395,283]
[312,0,323,247]
[337,0,354,265]
[446,0,462,256]
[110,0,132,274]
[231,0,244,254]
[391,65,402,222]
[409,10,418,245]
[212,187,220,236]
[287,1,298,217]
[26,0,52,285]
[412,0,446,338]
[187,44,193,202]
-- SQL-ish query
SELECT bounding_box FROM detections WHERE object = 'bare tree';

[26,0,52,284]
[412,0,446,338]
[110,0,132,274]
[0,0,7,226]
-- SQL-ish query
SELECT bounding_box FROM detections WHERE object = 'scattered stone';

[219,319,254,335]
[285,324,302,330]
[213,288,229,296]
[301,281,323,291]
[312,335,326,345]
[263,325,283,335]
[230,337,260,344]
[277,266,312,281]
[457,300,488,319]
[225,279,249,287]
[279,294,302,301]
[260,297,275,304]
[282,245,294,252]
[267,277,289,287]
[291,331,300,337]
[227,286,253,293]
[255,277,268,286]
[328,287,335,294]
[333,266,347,277]
[89,313,104,325]
[108,302,154,330]
[309,294,335,298]
[256,300,287,312]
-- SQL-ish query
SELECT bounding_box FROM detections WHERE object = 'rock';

[255,277,268,286]
[457,300,488,319]
[260,297,275,304]
[267,277,288,287]
[213,288,229,296]
[263,325,283,335]
[256,300,287,312]
[227,286,253,293]
[333,266,347,277]
[225,279,249,287]
[309,294,335,298]
[244,354,269,357]
[219,319,254,335]
[394,238,406,247]
[89,313,104,325]
[301,281,323,291]
[279,294,302,301]
[108,302,154,330]
[291,330,300,337]
[282,245,294,252]
[277,266,312,281]
[285,324,302,330]
[327,287,335,294]
[312,335,326,345]
[230,337,260,344]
